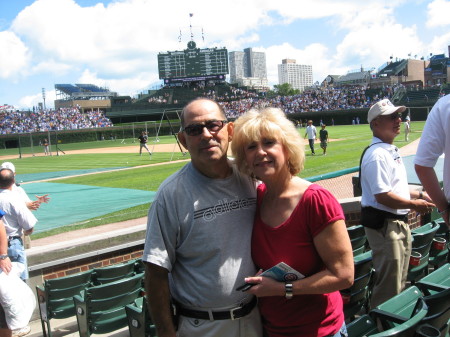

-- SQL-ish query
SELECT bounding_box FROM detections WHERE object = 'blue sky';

[0,0,449,109]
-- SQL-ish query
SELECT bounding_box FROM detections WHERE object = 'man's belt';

[175,296,257,321]
[8,236,21,241]
[387,213,408,221]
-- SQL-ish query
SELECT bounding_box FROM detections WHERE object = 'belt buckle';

[229,304,242,320]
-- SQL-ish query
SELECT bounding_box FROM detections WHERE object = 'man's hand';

[26,200,41,210]
[0,257,12,275]
[36,194,50,203]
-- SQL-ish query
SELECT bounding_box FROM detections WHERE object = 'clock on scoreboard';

[158,41,229,80]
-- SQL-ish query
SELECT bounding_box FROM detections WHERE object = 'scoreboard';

[158,41,229,80]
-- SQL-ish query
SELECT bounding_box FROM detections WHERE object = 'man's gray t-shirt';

[143,161,257,308]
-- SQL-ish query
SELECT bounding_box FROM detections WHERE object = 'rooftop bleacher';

[378,59,408,76]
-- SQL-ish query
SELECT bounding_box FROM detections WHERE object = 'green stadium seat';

[348,225,367,254]
[74,273,144,337]
[408,222,440,283]
[370,286,423,331]
[92,259,139,285]
[417,263,450,293]
[347,297,428,337]
[125,296,157,337]
[342,250,373,320]
[420,287,450,336]
[36,270,93,337]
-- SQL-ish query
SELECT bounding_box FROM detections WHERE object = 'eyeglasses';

[182,120,228,136]
[379,113,402,121]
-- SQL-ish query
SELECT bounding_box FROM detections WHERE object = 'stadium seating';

[125,296,157,337]
[420,287,450,336]
[341,250,373,320]
[347,225,367,255]
[417,263,450,293]
[74,273,144,337]
[347,296,428,337]
[91,259,138,285]
[36,270,93,337]
[429,219,450,270]
[408,222,440,283]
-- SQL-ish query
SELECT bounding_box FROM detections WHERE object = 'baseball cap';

[367,99,406,123]
[0,162,15,173]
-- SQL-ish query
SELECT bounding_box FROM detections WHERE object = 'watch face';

[187,41,196,49]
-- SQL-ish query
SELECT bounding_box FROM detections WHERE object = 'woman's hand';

[244,275,285,298]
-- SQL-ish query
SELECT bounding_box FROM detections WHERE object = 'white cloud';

[2,0,449,108]
[18,90,56,110]
[426,0,450,27]
[0,31,30,79]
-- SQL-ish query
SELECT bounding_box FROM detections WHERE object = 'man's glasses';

[378,113,402,121]
[182,120,228,136]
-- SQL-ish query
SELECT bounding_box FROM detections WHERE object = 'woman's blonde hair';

[231,107,305,176]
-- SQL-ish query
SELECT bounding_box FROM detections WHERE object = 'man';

[0,168,37,281]
[143,98,262,337]
[404,116,411,142]
[319,124,328,155]
[0,213,12,337]
[138,131,152,156]
[0,162,49,211]
[360,99,434,308]
[415,94,450,227]
[304,120,317,155]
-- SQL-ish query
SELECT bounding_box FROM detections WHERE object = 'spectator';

[231,107,353,336]
[415,94,450,226]
[0,168,37,281]
[360,99,434,308]
[143,98,262,337]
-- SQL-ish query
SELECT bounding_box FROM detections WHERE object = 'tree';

[268,83,300,97]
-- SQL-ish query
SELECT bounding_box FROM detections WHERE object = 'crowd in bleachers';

[0,107,113,135]
[219,84,401,119]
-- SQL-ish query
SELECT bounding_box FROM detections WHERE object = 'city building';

[229,48,269,90]
[278,59,313,91]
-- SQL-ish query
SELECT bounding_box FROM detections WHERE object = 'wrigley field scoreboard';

[158,41,228,82]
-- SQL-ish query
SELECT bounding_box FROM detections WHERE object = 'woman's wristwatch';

[285,283,293,299]
[0,254,8,260]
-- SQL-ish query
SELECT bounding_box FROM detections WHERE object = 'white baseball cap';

[0,162,15,173]
[367,99,406,123]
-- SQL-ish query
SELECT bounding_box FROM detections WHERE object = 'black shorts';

[0,304,7,329]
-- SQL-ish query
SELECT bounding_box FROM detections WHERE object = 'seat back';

[370,298,428,337]
[348,225,367,252]
[373,286,423,330]
[40,270,93,319]
[37,269,93,337]
[92,259,138,285]
[411,222,440,256]
[421,287,450,332]
[349,299,428,337]
[342,250,373,320]
[417,263,450,293]
[74,273,144,337]
[432,219,450,241]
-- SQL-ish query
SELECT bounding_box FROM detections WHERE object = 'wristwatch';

[285,283,293,300]
[0,254,8,260]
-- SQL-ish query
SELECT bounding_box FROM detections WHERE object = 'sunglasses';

[378,113,402,121]
[182,120,228,136]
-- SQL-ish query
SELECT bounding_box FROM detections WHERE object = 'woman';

[231,108,354,337]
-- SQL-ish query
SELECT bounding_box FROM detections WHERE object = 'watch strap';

[285,282,293,299]
[0,254,8,260]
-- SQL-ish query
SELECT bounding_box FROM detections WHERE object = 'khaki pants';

[365,218,412,309]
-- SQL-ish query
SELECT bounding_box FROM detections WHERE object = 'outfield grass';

[4,122,424,239]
